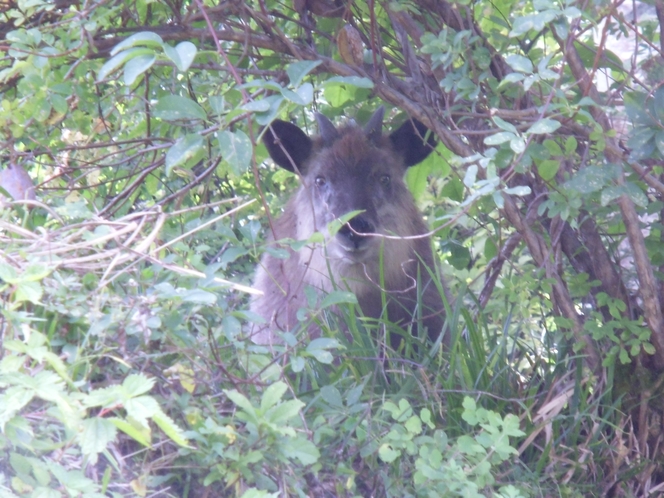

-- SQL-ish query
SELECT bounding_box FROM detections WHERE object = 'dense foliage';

[1,0,664,495]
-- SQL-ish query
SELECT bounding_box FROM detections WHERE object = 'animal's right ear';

[263,120,313,173]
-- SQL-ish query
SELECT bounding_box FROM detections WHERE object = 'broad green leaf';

[242,99,272,112]
[325,75,374,88]
[124,54,156,85]
[503,185,531,196]
[218,129,252,175]
[181,288,217,304]
[225,389,256,415]
[485,131,515,145]
[537,159,560,180]
[15,281,42,304]
[378,444,400,463]
[110,31,164,56]
[281,435,320,465]
[527,118,561,134]
[320,385,343,408]
[261,381,288,412]
[154,95,206,121]
[266,399,305,425]
[505,54,534,73]
[510,136,526,153]
[98,48,157,81]
[80,417,117,456]
[493,116,518,134]
[165,134,204,174]
[163,41,197,71]
[290,356,305,372]
[286,60,322,87]
[404,415,422,435]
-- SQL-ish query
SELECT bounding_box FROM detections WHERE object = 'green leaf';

[320,385,343,408]
[79,417,117,456]
[225,389,257,417]
[484,131,515,145]
[124,54,156,85]
[527,118,561,134]
[164,41,197,71]
[320,291,358,308]
[154,95,206,121]
[305,338,338,364]
[152,410,189,447]
[165,134,204,174]
[503,185,531,196]
[281,435,320,465]
[266,399,305,425]
[110,31,164,56]
[405,415,422,435]
[537,159,560,181]
[378,444,400,463]
[286,60,322,87]
[325,75,374,88]
[218,129,252,175]
[109,417,151,447]
[15,281,42,304]
[505,54,534,73]
[261,381,288,411]
[493,116,518,134]
[242,99,272,112]
[97,47,155,81]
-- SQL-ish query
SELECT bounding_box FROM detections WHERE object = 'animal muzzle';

[337,215,375,251]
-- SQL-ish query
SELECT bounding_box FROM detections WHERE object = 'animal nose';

[338,215,375,249]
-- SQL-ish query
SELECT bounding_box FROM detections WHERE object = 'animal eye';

[380,175,391,186]
[315,176,327,187]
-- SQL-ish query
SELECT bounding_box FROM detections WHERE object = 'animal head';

[262,106,436,270]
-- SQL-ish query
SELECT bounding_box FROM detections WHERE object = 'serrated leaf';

[154,95,206,121]
[80,417,117,456]
[152,410,189,447]
[124,54,156,85]
[15,281,42,304]
[261,381,288,411]
[266,399,305,425]
[110,417,151,446]
[225,389,257,416]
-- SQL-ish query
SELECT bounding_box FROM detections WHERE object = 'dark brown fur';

[251,108,446,345]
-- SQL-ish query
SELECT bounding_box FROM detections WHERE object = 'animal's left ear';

[389,118,436,167]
